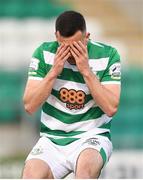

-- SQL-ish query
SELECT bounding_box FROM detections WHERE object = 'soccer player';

[22,11,121,179]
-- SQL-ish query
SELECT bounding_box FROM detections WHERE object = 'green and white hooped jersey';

[28,40,121,146]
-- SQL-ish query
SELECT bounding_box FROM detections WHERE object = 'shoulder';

[32,41,59,62]
[38,41,59,53]
[88,40,118,59]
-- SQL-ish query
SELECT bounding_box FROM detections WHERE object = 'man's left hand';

[70,41,91,76]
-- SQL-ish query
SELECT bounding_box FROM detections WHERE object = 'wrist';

[45,68,58,80]
[82,68,93,78]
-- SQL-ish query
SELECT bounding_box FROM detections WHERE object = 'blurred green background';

[0,0,143,178]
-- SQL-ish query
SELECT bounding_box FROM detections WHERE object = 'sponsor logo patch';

[109,63,121,80]
[29,58,39,71]
[59,88,86,110]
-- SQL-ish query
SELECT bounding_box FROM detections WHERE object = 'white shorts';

[26,134,112,179]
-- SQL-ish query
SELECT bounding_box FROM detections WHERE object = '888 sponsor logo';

[59,88,86,110]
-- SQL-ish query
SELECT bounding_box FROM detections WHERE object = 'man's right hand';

[51,44,70,77]
[23,44,70,114]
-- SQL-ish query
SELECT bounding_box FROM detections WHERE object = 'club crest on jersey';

[59,88,86,110]
[31,146,43,155]
[29,58,39,71]
[109,62,121,80]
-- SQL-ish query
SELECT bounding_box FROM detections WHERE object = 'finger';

[60,47,70,59]
[78,41,87,53]
[70,44,80,57]
[57,44,69,57]
[63,52,71,62]
[56,43,65,54]
[57,43,68,54]
[73,41,84,54]
[70,48,78,60]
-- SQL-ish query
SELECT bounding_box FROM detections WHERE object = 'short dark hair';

[55,11,86,37]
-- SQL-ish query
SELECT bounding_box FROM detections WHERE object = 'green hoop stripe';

[40,122,85,137]
[42,102,104,124]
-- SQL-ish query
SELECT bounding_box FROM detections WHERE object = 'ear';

[84,32,90,45]
[86,32,90,39]
[55,31,60,41]
[55,31,57,38]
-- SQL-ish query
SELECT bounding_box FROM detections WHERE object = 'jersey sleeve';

[28,43,47,80]
[101,47,121,84]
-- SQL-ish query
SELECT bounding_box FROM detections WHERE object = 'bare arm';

[70,41,121,117]
[83,71,120,117]
[23,44,70,114]
[23,71,57,114]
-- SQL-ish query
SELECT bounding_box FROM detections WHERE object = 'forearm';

[83,70,119,117]
[23,70,57,114]
[24,43,70,114]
